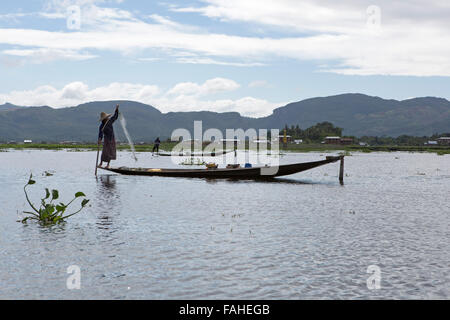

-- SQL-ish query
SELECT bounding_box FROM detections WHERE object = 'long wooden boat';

[157,150,233,157]
[100,156,344,180]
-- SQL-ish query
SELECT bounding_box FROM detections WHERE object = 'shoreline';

[1,143,449,155]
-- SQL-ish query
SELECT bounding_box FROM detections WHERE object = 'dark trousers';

[152,144,160,153]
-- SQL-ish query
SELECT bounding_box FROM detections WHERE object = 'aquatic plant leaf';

[57,203,67,212]
[28,174,36,185]
[23,211,39,217]
[45,204,55,215]
[44,188,50,199]
[51,189,59,200]
[81,199,90,207]
[75,192,86,198]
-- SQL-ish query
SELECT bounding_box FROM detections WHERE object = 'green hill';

[1,94,449,142]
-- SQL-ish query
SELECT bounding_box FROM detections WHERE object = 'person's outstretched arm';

[110,104,119,123]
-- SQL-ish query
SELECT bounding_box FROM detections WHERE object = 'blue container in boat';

[245,163,252,168]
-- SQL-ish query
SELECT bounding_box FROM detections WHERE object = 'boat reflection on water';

[223,177,334,185]
[98,174,117,191]
[95,175,120,232]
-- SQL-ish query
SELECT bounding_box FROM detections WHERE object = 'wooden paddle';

[95,140,100,176]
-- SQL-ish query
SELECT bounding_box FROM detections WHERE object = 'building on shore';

[340,138,354,145]
[437,137,450,145]
[324,136,341,144]
[277,135,292,143]
[324,136,354,145]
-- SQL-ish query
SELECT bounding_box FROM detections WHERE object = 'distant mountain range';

[1,93,449,142]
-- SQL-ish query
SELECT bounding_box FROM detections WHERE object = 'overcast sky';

[0,0,449,116]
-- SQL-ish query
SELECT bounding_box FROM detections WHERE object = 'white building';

[437,137,450,145]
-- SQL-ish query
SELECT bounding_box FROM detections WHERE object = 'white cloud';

[147,14,199,32]
[2,48,97,63]
[166,78,240,97]
[155,95,281,117]
[175,56,265,67]
[0,79,281,117]
[0,82,160,108]
[172,0,364,35]
[173,0,450,33]
[61,81,89,99]
[0,12,32,21]
[1,1,449,75]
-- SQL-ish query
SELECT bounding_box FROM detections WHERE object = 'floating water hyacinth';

[20,174,90,225]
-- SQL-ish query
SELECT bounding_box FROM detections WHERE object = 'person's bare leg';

[98,161,103,168]
[106,161,110,169]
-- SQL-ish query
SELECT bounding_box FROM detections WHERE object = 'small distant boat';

[101,156,344,180]
[156,150,234,157]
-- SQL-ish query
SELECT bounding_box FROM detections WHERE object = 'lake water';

[0,150,448,299]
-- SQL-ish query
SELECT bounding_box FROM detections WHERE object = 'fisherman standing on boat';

[152,137,161,154]
[98,104,119,169]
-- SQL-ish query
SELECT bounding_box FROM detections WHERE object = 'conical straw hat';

[99,112,111,121]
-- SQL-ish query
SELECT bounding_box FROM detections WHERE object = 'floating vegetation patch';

[20,174,89,225]
[43,171,55,177]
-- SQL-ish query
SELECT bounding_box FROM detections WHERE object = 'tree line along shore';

[1,123,449,154]
[1,142,450,155]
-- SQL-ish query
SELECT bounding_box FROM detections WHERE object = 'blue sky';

[0,0,449,117]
